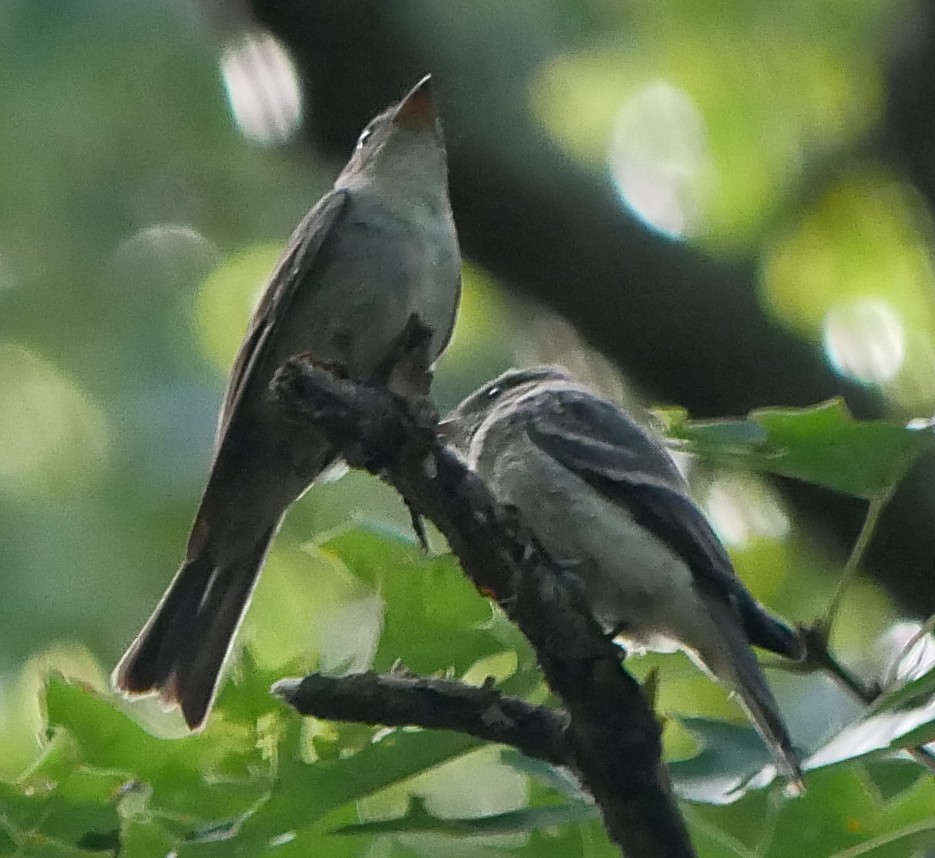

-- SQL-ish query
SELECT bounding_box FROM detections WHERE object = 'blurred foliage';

[2,414,935,854]
[531,2,886,247]
[2,0,935,855]
[666,398,935,500]
[0,512,935,858]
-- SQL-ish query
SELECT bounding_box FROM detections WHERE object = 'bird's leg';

[370,315,438,548]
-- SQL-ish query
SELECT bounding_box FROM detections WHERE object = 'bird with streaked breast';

[113,75,461,730]
[440,366,804,789]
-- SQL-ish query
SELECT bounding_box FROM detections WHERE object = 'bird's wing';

[215,189,350,447]
[526,391,801,658]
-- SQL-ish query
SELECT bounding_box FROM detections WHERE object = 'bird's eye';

[486,386,501,399]
[356,128,373,150]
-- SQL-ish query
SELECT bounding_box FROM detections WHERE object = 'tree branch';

[270,358,697,858]
[272,671,571,767]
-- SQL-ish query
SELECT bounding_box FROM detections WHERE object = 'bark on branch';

[270,358,698,858]
[273,671,571,767]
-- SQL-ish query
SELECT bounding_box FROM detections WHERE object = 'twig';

[803,491,935,773]
[271,358,697,858]
[821,494,889,632]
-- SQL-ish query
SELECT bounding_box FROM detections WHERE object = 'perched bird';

[114,76,461,729]
[440,366,804,786]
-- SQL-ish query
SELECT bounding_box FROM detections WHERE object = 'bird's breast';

[488,444,703,649]
[278,188,459,381]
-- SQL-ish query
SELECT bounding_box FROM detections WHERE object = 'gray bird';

[439,366,804,786]
[113,76,461,729]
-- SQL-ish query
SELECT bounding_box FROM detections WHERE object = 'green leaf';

[319,523,506,674]
[332,794,595,836]
[829,821,935,858]
[684,806,756,858]
[687,765,868,857]
[510,824,622,858]
[688,757,935,857]
[669,718,774,804]
[116,818,177,857]
[861,758,924,802]
[0,827,15,856]
[761,765,876,856]
[18,728,83,786]
[214,649,299,727]
[867,663,935,716]
[0,777,120,855]
[887,717,935,751]
[236,823,363,858]
[763,766,929,858]
[43,675,269,822]
[805,702,935,771]
[499,750,585,803]
[234,720,482,847]
[671,399,934,499]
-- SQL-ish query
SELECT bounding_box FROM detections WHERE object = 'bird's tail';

[704,599,804,792]
[736,591,803,660]
[112,521,277,730]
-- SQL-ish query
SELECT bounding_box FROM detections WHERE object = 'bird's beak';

[393,74,436,130]
[436,417,457,442]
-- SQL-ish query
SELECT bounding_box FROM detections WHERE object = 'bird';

[439,366,804,787]
[113,75,462,730]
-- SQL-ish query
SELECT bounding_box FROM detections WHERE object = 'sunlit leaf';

[43,675,267,821]
[804,699,935,772]
[234,721,481,848]
[333,795,594,836]
[320,523,505,674]
[867,664,935,716]
[670,400,934,498]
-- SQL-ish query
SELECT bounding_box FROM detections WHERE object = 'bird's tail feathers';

[737,593,804,660]
[112,522,276,730]
[704,599,805,792]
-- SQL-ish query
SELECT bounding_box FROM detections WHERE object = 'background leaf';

[670,400,934,499]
